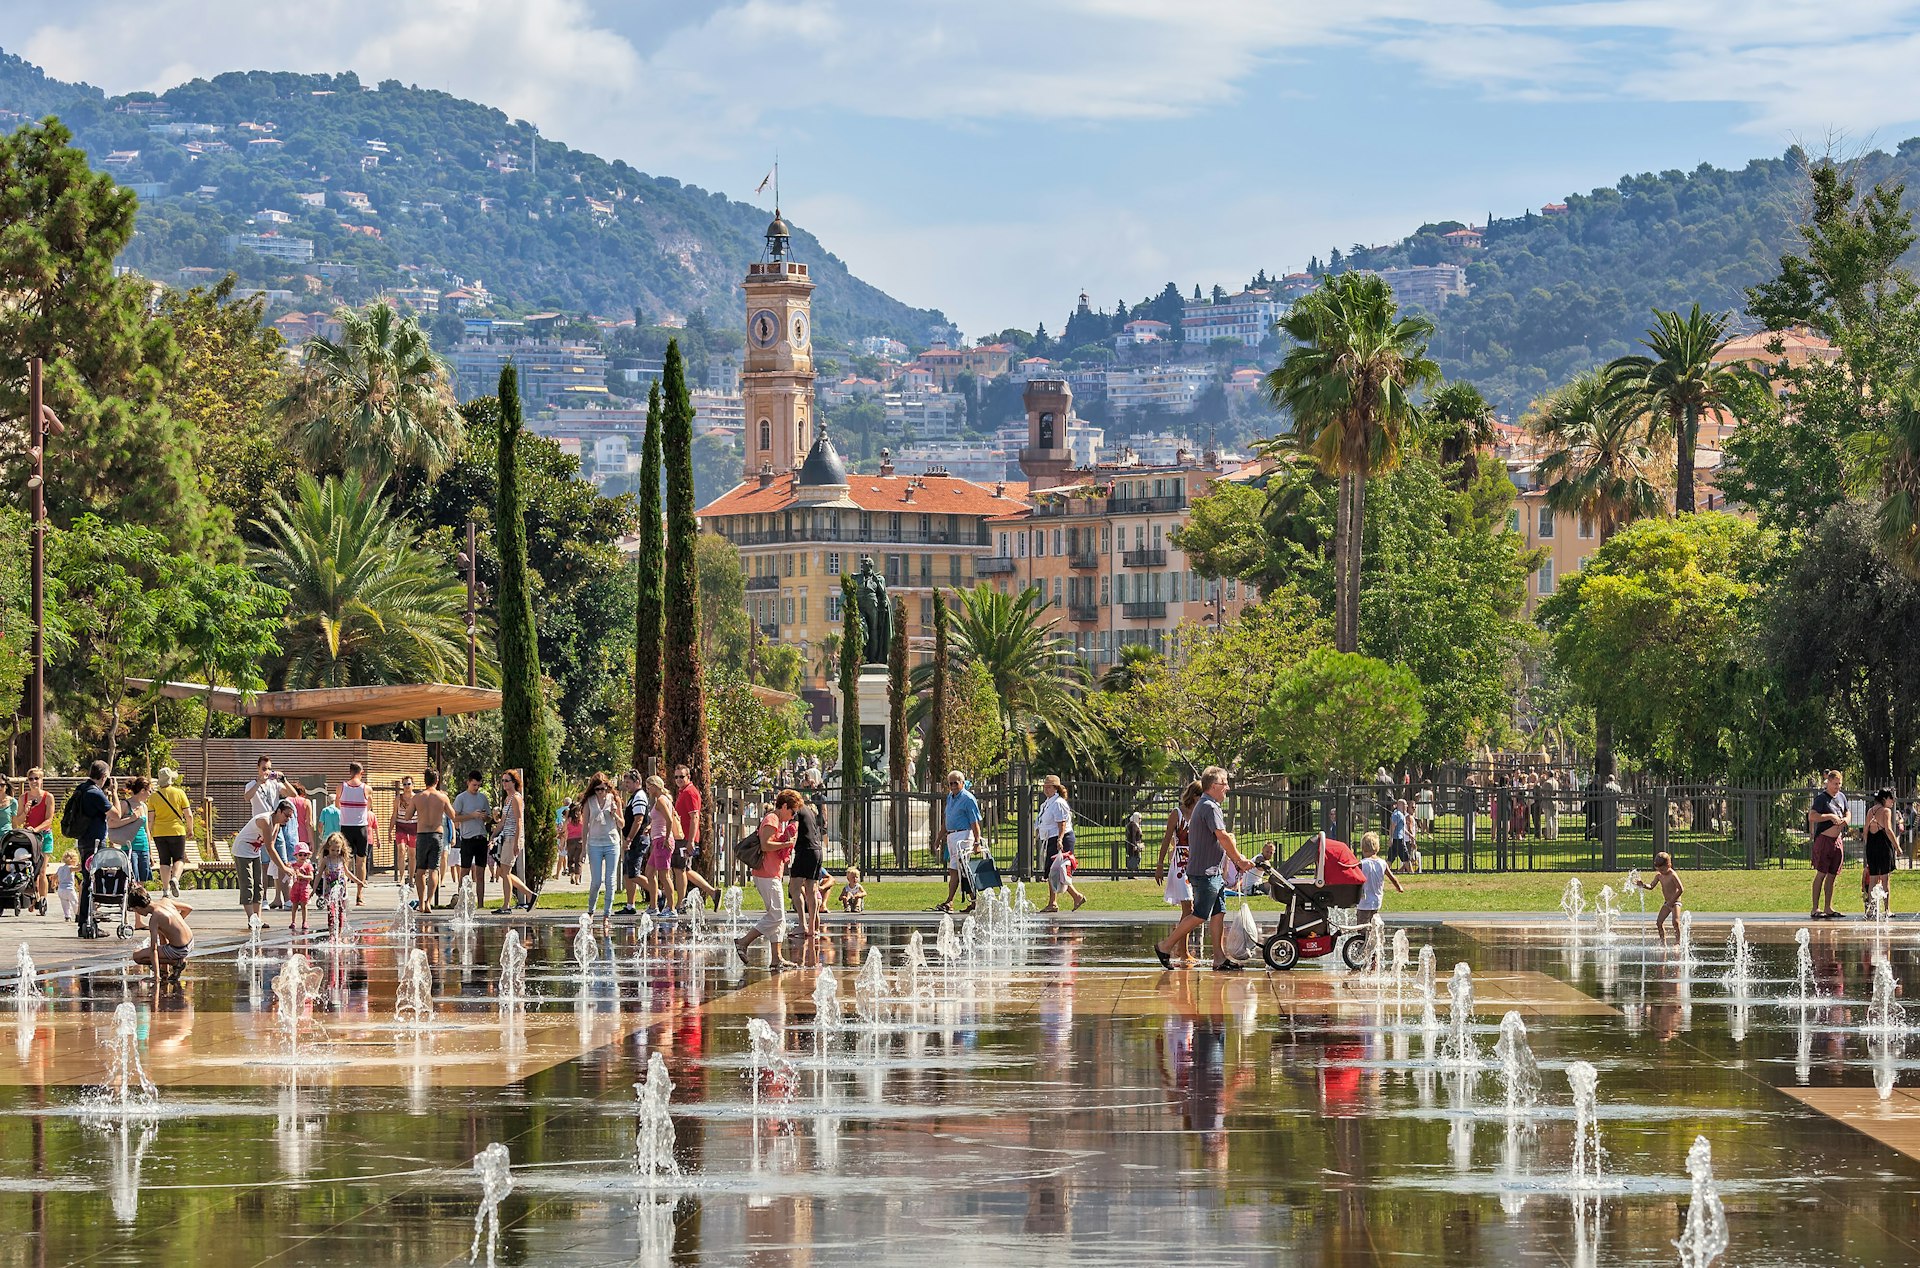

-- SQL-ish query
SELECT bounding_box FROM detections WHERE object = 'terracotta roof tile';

[697,471,1028,519]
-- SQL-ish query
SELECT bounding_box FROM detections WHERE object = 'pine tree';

[632,381,664,768]
[495,365,557,884]
[837,574,863,853]
[660,341,709,839]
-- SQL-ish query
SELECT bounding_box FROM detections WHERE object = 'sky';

[14,0,1920,335]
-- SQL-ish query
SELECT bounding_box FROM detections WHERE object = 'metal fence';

[752,778,1833,880]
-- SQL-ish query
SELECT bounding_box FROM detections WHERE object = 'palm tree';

[1607,305,1752,514]
[814,632,843,685]
[253,472,471,687]
[1101,643,1161,692]
[1264,272,1439,651]
[909,583,1094,766]
[278,302,463,494]
[1528,369,1670,541]
[1423,380,1497,489]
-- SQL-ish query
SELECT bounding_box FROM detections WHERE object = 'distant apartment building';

[254,208,292,225]
[891,443,1016,485]
[1181,288,1285,346]
[386,286,441,313]
[884,389,966,441]
[1359,263,1468,310]
[225,231,315,264]
[1106,363,1214,415]
[859,335,909,360]
[911,342,1015,389]
[692,390,746,435]
[1116,318,1173,347]
[451,337,608,408]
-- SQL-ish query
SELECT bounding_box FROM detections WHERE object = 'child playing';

[287,842,315,933]
[127,885,194,984]
[839,867,866,913]
[1357,832,1405,921]
[319,834,351,937]
[1043,838,1087,912]
[1631,852,1685,945]
[54,849,78,920]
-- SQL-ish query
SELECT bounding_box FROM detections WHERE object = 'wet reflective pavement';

[4,904,1920,1266]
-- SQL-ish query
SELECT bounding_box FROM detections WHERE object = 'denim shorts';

[1190,871,1229,921]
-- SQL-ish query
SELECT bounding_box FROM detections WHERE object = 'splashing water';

[497,930,528,1017]
[1418,945,1442,1044]
[1722,920,1754,998]
[936,913,960,964]
[1390,929,1411,981]
[1869,950,1905,1035]
[720,885,744,935]
[1676,910,1694,964]
[469,1142,512,1268]
[853,947,891,1025]
[902,930,931,1005]
[636,910,654,944]
[89,1002,158,1113]
[745,1017,795,1113]
[1793,927,1816,1002]
[1445,963,1478,1066]
[1867,882,1889,925]
[395,947,435,1029]
[1014,881,1037,921]
[1566,1060,1612,1189]
[572,914,597,977]
[1594,885,1618,941]
[12,943,44,1004]
[1623,868,1647,916]
[1492,1010,1541,1116]
[240,914,265,966]
[1560,876,1586,925]
[1675,1135,1730,1267]
[395,884,416,942]
[272,953,315,1056]
[959,915,979,959]
[451,876,479,930]
[1360,914,1388,978]
[633,1051,680,1183]
[812,969,843,1052]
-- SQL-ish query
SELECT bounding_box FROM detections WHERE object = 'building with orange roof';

[1711,326,1838,372]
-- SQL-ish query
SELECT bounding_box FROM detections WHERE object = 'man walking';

[671,763,717,911]
[935,770,982,915]
[619,769,650,917]
[1155,767,1254,972]
[337,761,372,904]
[71,760,112,937]
[452,771,492,909]
[411,769,455,911]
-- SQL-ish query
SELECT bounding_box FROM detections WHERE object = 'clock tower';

[741,210,816,479]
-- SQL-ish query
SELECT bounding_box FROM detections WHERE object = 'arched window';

[759,419,772,451]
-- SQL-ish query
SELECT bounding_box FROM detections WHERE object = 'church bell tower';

[741,210,816,480]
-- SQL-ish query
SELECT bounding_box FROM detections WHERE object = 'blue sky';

[16,0,1920,335]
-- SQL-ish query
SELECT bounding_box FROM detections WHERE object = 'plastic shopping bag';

[1223,899,1261,962]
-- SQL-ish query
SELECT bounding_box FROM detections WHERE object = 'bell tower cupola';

[741,204,815,479]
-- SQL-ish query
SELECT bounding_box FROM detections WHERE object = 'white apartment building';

[224,231,315,263]
[1181,288,1286,345]
[1359,264,1468,310]
[885,390,966,441]
[1105,363,1214,415]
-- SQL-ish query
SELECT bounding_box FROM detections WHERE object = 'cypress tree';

[837,574,863,852]
[927,587,950,810]
[660,341,709,839]
[495,365,557,884]
[632,381,664,768]
[887,596,908,791]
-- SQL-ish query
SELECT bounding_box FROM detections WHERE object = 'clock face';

[791,310,810,349]
[750,308,779,349]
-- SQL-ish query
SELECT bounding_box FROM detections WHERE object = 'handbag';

[106,802,141,847]
[733,829,766,870]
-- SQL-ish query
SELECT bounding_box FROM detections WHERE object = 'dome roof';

[797,429,847,488]
[766,213,790,240]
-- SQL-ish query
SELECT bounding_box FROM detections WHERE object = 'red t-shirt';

[674,784,701,844]
[1322,838,1365,888]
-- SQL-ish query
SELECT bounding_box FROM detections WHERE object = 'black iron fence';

[729,777,1837,880]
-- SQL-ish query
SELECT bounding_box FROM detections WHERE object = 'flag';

[755,169,773,196]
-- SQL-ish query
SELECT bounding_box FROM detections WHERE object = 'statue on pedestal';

[852,555,891,666]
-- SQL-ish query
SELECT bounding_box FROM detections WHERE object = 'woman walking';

[1037,775,1074,883]
[643,775,682,916]
[579,773,622,921]
[107,778,153,884]
[1155,781,1202,964]
[788,793,828,942]
[148,770,194,898]
[736,789,800,968]
[490,771,539,913]
[1864,789,1903,914]
[19,770,53,904]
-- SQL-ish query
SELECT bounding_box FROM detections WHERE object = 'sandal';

[932,902,952,913]
[1155,947,1174,971]
[1213,960,1243,973]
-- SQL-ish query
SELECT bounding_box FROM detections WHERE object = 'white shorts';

[946,831,974,871]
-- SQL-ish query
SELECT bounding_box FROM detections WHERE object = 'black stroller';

[85,845,135,940]
[0,829,45,916]
[1258,833,1369,971]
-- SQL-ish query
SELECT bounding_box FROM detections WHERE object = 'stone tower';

[741,210,816,480]
[1019,378,1075,491]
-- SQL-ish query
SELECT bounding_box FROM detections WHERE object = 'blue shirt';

[1391,809,1408,841]
[944,788,982,834]
[319,805,342,839]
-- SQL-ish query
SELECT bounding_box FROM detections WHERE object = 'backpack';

[732,829,765,870]
[59,787,86,840]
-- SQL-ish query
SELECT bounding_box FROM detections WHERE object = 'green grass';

[523,867,1856,915]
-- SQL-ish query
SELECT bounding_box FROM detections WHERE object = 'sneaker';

[616,905,638,917]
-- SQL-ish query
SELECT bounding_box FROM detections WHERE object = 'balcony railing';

[1121,600,1167,620]
[745,575,781,591]
[1122,548,1167,568]
[976,555,1016,574]
[1067,551,1101,571]
[758,623,781,641]
[1110,495,1187,515]
[1067,602,1100,622]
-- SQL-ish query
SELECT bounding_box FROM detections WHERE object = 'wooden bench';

[183,837,238,890]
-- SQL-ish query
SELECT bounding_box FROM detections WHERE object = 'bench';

[183,837,237,890]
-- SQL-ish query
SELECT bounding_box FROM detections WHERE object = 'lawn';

[524,866,1859,916]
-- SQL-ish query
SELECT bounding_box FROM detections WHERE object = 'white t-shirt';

[1359,856,1389,910]
[246,777,282,819]
[337,778,370,828]
[1038,794,1072,842]
[231,811,273,860]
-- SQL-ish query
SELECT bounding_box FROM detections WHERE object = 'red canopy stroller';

[1257,833,1369,970]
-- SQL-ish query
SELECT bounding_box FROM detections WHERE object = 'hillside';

[0,51,944,344]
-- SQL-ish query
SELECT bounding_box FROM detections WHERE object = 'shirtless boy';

[410,769,455,910]
[127,886,194,982]
[1631,852,1685,946]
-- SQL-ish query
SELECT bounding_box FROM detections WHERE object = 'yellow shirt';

[148,786,191,837]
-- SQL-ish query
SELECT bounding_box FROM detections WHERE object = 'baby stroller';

[1258,833,1369,971]
[0,829,45,916]
[85,845,135,940]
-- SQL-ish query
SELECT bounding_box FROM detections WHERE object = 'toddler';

[287,842,315,933]
[1631,852,1685,945]
[54,849,78,920]
[1043,839,1086,912]
[1357,832,1405,919]
[839,867,866,913]
[319,833,351,936]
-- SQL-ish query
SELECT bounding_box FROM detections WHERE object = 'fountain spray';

[1675,1135,1729,1267]
[633,1051,681,1182]
[1560,876,1586,926]
[469,1143,512,1268]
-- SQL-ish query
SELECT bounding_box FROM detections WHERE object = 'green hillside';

[0,51,944,343]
